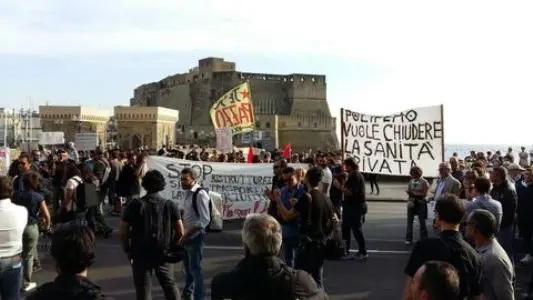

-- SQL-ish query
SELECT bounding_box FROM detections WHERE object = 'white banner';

[215,128,233,154]
[75,132,99,151]
[341,105,444,177]
[39,131,64,145]
[147,156,307,220]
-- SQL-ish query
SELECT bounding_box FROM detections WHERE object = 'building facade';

[0,108,43,148]
[114,106,178,150]
[39,106,109,145]
[130,57,338,151]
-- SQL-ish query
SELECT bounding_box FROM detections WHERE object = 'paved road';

[32,202,531,299]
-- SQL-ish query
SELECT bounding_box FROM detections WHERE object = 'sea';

[445,144,533,160]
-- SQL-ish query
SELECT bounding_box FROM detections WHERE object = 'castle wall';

[286,75,329,117]
[129,58,338,150]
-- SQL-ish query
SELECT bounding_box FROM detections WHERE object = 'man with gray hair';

[210,213,328,300]
[465,209,514,300]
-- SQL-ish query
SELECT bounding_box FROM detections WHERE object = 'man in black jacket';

[27,223,110,300]
[210,213,327,300]
[333,158,368,260]
[490,166,518,259]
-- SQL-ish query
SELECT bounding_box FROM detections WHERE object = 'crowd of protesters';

[1,142,533,299]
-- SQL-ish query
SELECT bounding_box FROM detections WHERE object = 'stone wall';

[129,57,337,150]
[114,106,178,149]
[39,106,109,145]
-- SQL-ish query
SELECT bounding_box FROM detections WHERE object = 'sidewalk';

[365,182,408,202]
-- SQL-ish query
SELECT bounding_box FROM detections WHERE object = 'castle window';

[312,77,315,82]
[314,123,317,128]
[298,122,302,127]
[300,77,304,82]
[265,122,271,129]
[201,73,204,78]
[256,121,261,128]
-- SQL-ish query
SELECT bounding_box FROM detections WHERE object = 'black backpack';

[191,188,218,233]
[74,178,99,211]
[139,197,184,264]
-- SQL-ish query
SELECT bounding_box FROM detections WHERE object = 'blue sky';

[1,0,533,145]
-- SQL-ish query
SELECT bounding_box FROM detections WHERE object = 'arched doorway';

[132,134,142,149]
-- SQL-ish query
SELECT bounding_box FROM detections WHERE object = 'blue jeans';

[0,255,22,300]
[282,238,298,268]
[183,233,205,300]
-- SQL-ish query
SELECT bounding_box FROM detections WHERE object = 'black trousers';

[342,205,367,255]
[368,174,380,193]
[131,261,180,300]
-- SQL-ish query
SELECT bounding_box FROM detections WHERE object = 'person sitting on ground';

[210,213,328,300]
[26,223,110,300]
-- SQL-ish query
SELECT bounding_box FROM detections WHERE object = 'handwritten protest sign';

[148,156,307,220]
[341,105,444,177]
[210,82,255,135]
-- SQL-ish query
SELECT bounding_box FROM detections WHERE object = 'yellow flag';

[210,82,255,135]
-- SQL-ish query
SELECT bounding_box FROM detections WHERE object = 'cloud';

[2,0,533,144]
[2,1,531,64]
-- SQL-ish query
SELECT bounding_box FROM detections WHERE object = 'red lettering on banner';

[214,102,254,128]
[222,200,268,219]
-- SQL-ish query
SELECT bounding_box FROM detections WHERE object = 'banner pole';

[340,108,345,160]
[440,104,445,162]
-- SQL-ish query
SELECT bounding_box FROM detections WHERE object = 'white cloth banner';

[39,131,65,145]
[341,105,444,177]
[147,156,307,220]
[215,128,233,154]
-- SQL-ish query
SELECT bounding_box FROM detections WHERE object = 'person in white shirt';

[0,176,28,299]
[57,161,87,224]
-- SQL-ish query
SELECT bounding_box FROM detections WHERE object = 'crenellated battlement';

[278,114,336,130]
[129,57,338,150]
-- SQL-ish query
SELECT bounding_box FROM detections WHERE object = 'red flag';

[282,144,291,159]
[247,145,255,163]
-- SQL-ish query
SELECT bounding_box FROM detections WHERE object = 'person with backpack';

[56,161,88,224]
[79,166,110,237]
[211,213,328,300]
[180,167,212,300]
[119,170,183,300]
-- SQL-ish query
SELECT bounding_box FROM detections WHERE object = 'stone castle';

[130,57,338,151]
